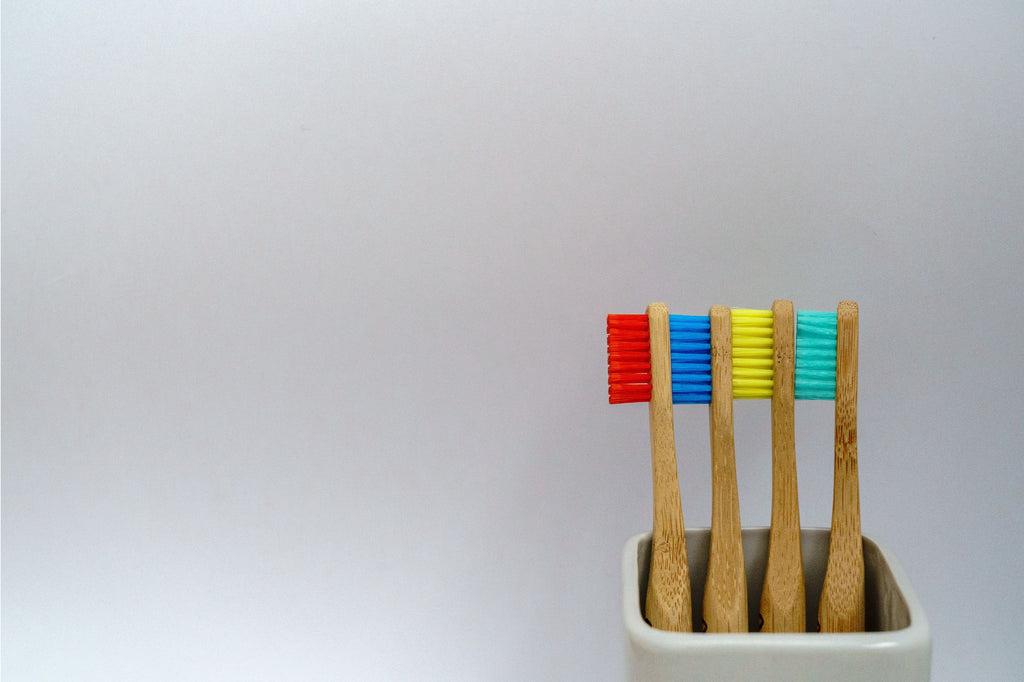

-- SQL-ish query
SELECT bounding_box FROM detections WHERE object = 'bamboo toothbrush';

[757,300,806,632]
[818,300,865,631]
[607,303,692,631]
[703,305,747,632]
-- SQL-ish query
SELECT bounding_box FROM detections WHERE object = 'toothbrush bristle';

[669,315,712,404]
[607,314,652,404]
[795,311,838,400]
[731,308,775,399]
[609,306,843,403]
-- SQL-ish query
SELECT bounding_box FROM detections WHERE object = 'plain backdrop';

[4,2,1023,680]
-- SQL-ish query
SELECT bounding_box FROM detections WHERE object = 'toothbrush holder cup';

[622,527,931,681]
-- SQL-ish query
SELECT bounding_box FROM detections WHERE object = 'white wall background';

[4,2,1023,680]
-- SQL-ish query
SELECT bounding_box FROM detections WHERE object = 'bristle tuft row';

[670,315,711,404]
[732,309,774,399]
[607,315,651,404]
[795,310,837,399]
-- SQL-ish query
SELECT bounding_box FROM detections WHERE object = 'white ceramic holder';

[623,527,931,681]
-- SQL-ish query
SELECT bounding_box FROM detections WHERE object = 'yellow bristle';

[731,308,774,398]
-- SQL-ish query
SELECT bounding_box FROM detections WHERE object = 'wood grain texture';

[818,300,866,632]
[759,299,806,632]
[644,303,692,632]
[703,305,748,633]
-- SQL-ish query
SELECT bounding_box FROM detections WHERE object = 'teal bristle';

[795,310,837,400]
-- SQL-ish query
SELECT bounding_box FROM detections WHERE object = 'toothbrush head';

[731,308,775,399]
[607,314,652,404]
[795,310,838,400]
[669,315,712,404]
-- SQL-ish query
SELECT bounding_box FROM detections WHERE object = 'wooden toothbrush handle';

[760,299,806,632]
[703,306,747,633]
[818,301,865,632]
[645,303,692,632]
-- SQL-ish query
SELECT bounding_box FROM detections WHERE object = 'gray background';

[4,2,1023,680]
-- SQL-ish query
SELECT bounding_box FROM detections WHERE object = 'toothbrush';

[607,303,693,631]
[818,301,865,631]
[703,305,747,632]
[757,300,806,632]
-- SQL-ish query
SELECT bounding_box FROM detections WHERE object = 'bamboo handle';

[644,303,692,632]
[703,305,747,633]
[759,299,805,632]
[818,300,865,632]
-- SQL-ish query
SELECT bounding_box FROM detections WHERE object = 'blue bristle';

[669,314,711,404]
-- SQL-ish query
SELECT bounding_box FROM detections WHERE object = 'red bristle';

[608,313,652,404]
[608,329,649,341]
[608,361,650,373]
[609,371,652,384]
[607,314,649,331]
[609,385,652,404]
[607,340,650,353]
[608,351,649,363]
